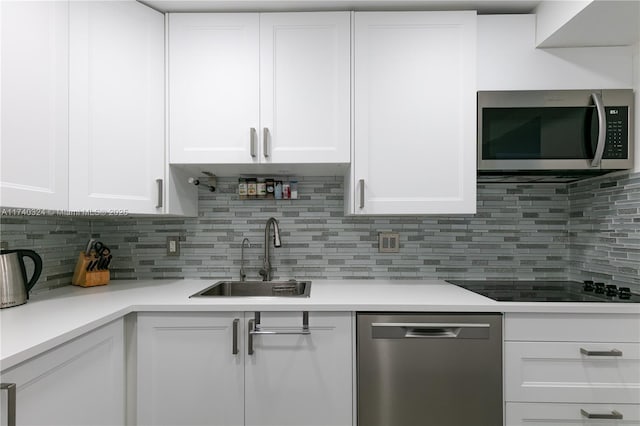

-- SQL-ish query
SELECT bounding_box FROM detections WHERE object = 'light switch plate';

[378,232,400,253]
[167,236,180,257]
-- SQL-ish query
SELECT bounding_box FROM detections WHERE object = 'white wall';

[478,15,634,91]
[534,0,592,46]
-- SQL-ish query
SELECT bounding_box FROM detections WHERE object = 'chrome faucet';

[240,238,250,281]
[258,217,281,281]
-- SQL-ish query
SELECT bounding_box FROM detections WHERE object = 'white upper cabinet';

[259,13,350,164]
[0,0,69,210]
[169,13,260,164]
[69,0,166,214]
[349,12,477,215]
[168,12,350,165]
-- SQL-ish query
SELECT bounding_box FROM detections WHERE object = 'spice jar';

[274,181,283,199]
[238,178,247,199]
[283,182,291,199]
[257,178,266,198]
[247,178,257,198]
[266,178,275,199]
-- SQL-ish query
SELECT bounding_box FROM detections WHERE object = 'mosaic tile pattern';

[2,172,637,294]
[568,171,640,291]
[0,215,91,293]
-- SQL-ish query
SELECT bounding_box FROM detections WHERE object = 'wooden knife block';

[72,252,110,287]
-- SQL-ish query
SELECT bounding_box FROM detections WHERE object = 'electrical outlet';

[378,232,400,253]
[167,236,180,256]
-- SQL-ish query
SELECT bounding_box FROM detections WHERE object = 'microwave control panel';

[604,106,629,159]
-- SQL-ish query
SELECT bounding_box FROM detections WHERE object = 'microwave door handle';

[590,92,607,168]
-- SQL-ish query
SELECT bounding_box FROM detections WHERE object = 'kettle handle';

[17,250,43,293]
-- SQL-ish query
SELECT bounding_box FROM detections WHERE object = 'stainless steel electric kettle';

[0,249,43,309]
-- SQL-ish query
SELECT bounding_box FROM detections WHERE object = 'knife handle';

[85,239,96,256]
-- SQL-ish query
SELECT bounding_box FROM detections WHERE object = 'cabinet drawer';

[505,313,640,342]
[505,342,640,404]
[506,402,640,425]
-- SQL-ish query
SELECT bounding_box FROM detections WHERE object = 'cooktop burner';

[446,280,640,303]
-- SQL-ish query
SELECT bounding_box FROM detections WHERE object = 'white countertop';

[1,279,639,370]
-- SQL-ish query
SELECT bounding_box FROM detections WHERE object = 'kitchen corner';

[2,1,640,425]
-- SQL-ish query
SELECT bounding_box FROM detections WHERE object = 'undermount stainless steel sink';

[190,280,311,298]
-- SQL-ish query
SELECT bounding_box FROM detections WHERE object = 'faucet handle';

[258,268,267,279]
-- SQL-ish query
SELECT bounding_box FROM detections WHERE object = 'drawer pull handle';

[580,409,623,420]
[580,348,623,357]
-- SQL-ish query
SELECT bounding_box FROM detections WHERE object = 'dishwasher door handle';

[371,322,491,339]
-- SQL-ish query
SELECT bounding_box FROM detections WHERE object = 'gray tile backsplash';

[568,172,640,290]
[0,215,91,292]
[89,177,570,285]
[1,172,638,294]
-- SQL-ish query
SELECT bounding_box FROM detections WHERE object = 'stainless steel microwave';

[478,90,634,176]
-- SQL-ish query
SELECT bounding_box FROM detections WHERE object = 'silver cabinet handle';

[155,179,163,208]
[248,318,255,355]
[371,322,490,339]
[251,311,310,335]
[580,348,623,357]
[590,92,607,168]
[581,409,623,420]
[359,179,365,209]
[250,128,257,158]
[263,128,270,158]
[1,383,16,426]
[232,318,239,355]
[250,311,310,336]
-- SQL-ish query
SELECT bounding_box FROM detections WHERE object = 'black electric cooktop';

[446,280,640,303]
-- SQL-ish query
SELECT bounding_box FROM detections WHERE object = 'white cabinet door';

[260,12,350,164]
[0,320,124,426]
[505,341,640,404]
[168,12,350,166]
[351,12,477,215]
[506,402,640,425]
[69,0,165,214]
[244,311,353,426]
[0,0,68,210]
[137,312,244,426]
[169,13,260,164]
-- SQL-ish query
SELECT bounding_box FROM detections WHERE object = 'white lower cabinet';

[504,313,640,425]
[0,319,125,426]
[136,312,245,426]
[506,402,640,425]
[505,341,640,404]
[136,311,353,426]
[244,311,353,426]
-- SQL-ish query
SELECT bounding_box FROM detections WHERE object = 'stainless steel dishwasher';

[357,313,502,426]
